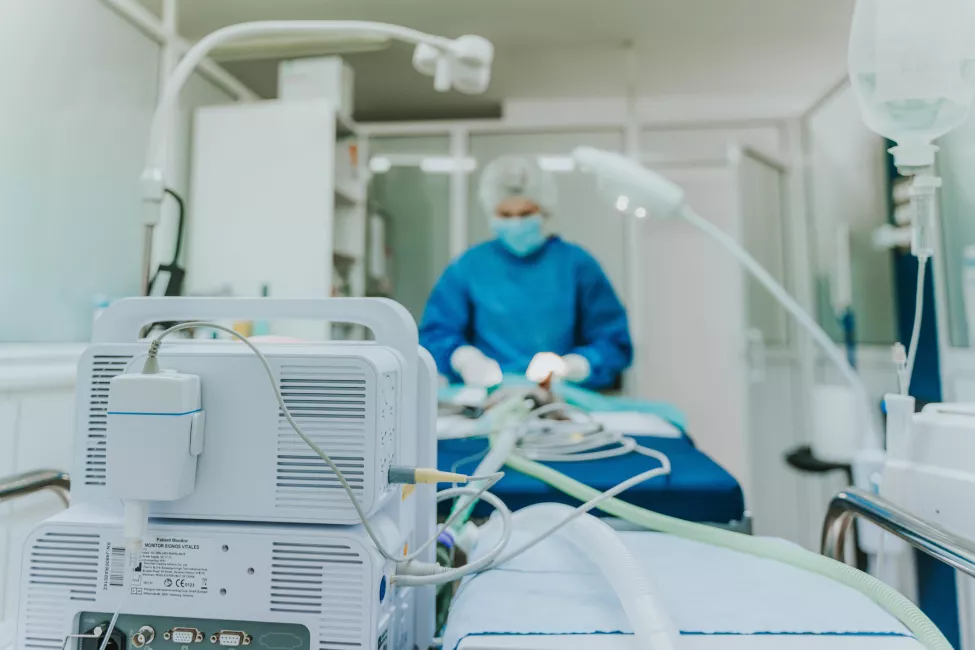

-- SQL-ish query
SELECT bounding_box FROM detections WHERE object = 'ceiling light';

[537,156,576,173]
[369,157,392,174]
[419,157,477,173]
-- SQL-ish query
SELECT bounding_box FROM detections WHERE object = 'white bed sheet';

[446,531,924,650]
[458,635,922,649]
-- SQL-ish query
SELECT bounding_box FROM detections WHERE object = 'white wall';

[0,355,79,624]
[0,0,236,344]
[793,90,899,552]
[0,0,157,342]
[0,0,240,623]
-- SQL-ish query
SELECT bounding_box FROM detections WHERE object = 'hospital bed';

[442,529,922,650]
[437,383,746,526]
[438,434,745,525]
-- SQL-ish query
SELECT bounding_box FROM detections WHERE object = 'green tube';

[505,454,950,650]
[448,397,532,531]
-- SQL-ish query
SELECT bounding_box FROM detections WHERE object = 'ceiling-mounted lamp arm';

[143,21,457,197]
[571,146,883,451]
[137,20,493,294]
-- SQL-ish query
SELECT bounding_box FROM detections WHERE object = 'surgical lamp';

[572,146,883,451]
[139,21,494,294]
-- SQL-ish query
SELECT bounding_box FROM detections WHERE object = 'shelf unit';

[186,98,367,339]
[365,203,394,300]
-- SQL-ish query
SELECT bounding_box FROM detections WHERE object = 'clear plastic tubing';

[448,422,520,530]
[507,503,680,650]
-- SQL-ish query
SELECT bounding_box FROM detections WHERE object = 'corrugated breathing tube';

[504,453,950,650]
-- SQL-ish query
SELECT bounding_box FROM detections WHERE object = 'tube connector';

[140,168,165,227]
[890,144,939,171]
[891,342,907,368]
[141,340,163,374]
[388,466,469,485]
[394,560,450,578]
[908,175,942,259]
[455,521,481,555]
[123,499,149,556]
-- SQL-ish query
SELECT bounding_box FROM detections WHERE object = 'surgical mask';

[491,214,547,257]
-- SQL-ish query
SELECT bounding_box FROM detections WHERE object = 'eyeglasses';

[496,207,540,218]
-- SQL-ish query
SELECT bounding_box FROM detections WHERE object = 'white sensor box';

[107,371,204,502]
[75,342,406,525]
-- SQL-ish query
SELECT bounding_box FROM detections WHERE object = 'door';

[637,149,804,538]
[638,162,752,494]
[733,148,805,541]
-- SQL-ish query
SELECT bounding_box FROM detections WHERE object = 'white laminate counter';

[0,343,85,392]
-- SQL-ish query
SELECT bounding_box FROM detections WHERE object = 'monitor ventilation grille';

[84,355,132,485]
[269,541,366,650]
[22,532,101,649]
[275,366,369,510]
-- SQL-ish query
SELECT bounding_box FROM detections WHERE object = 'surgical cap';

[478,156,558,217]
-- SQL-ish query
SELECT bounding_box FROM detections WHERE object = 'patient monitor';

[15,298,437,650]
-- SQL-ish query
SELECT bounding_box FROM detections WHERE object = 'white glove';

[526,352,567,383]
[451,346,503,387]
[562,353,591,382]
[526,352,591,383]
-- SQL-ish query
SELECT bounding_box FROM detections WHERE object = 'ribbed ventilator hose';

[510,503,681,649]
[504,454,950,650]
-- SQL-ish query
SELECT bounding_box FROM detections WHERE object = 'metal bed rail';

[0,469,70,507]
[822,487,975,579]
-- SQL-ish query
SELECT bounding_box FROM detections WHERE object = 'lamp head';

[412,35,494,95]
[572,146,685,219]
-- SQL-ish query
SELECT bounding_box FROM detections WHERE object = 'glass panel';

[806,90,897,346]
[640,126,792,347]
[467,130,628,296]
[738,154,789,346]
[938,110,975,348]
[641,126,788,345]
[642,126,782,164]
[368,135,451,322]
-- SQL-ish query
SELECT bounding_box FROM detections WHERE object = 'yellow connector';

[414,468,469,484]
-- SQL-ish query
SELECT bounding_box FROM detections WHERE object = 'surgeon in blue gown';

[420,156,633,390]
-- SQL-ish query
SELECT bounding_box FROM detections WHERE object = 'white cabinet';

[187,99,367,339]
[0,346,81,622]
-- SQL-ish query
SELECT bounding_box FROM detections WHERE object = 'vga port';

[211,631,250,646]
[166,627,204,644]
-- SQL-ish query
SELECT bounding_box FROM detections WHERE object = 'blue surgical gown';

[419,236,633,390]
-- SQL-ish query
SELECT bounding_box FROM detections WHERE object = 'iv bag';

[849,0,975,165]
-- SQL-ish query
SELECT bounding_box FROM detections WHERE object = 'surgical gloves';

[451,346,503,387]
[526,352,591,383]
[563,353,592,382]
